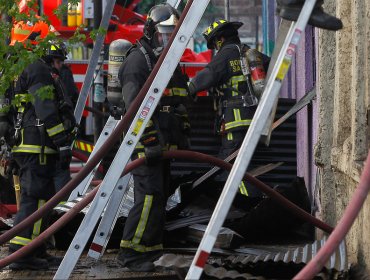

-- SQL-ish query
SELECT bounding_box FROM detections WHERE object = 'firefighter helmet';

[144,3,180,48]
[46,43,68,60]
[10,20,50,46]
[203,19,243,49]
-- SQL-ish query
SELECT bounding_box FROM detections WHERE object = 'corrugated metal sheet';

[155,239,348,279]
[226,239,348,272]
[172,97,297,188]
[154,254,265,280]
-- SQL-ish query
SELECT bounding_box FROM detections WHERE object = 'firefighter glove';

[52,131,71,148]
[144,144,162,166]
[110,105,124,120]
[188,82,198,101]
[59,146,72,170]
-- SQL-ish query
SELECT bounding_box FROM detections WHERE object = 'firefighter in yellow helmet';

[7,20,76,270]
[188,19,270,197]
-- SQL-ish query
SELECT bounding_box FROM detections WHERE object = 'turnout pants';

[215,129,261,197]
[120,161,169,264]
[9,153,57,255]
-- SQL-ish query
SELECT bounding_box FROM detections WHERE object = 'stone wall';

[315,0,370,275]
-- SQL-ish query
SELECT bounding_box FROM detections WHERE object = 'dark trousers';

[119,161,169,264]
[215,129,261,197]
[9,153,57,255]
[215,130,247,182]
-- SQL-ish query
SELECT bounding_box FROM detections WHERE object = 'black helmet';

[203,19,243,49]
[46,42,68,60]
[144,3,180,48]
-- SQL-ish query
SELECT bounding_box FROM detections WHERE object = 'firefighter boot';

[276,0,343,31]
[9,257,49,271]
[117,249,162,272]
[37,251,63,267]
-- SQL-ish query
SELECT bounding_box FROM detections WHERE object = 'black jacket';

[118,38,190,152]
[190,39,270,132]
[12,59,73,154]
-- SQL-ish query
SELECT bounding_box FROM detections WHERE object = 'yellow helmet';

[203,19,243,49]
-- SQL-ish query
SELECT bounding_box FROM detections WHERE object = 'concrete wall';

[315,0,370,274]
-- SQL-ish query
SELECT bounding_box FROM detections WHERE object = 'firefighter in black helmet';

[7,21,75,270]
[115,4,190,272]
[188,19,270,197]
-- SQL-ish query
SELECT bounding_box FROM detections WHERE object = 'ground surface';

[0,247,178,280]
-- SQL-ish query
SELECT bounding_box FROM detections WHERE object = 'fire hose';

[0,150,333,269]
[0,0,194,247]
[293,150,370,279]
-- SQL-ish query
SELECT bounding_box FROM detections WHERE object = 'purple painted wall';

[266,5,318,199]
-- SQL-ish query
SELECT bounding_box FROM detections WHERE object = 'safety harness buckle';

[35,118,44,127]
[161,106,172,113]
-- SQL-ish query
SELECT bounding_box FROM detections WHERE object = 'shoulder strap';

[137,40,154,72]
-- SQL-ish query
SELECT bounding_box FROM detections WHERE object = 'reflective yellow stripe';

[138,152,145,158]
[12,145,58,154]
[10,236,32,246]
[233,109,241,121]
[120,240,163,253]
[168,88,188,97]
[47,123,65,137]
[225,119,252,130]
[132,195,153,244]
[168,144,177,151]
[229,75,246,96]
[239,182,249,196]
[86,144,93,153]
[74,141,95,152]
[80,142,86,151]
[227,132,233,141]
[32,200,45,239]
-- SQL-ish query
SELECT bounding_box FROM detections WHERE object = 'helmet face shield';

[144,4,180,48]
[152,14,178,48]
[154,24,176,48]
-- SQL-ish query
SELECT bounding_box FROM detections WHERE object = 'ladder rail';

[73,0,115,124]
[186,1,317,278]
[68,116,119,200]
[88,174,133,260]
[54,1,210,278]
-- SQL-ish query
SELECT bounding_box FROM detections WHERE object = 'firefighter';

[7,20,75,270]
[45,42,78,193]
[114,3,190,272]
[276,0,343,31]
[188,19,269,197]
[49,43,79,107]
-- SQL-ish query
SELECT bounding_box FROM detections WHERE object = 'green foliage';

[90,27,107,41]
[0,0,97,101]
[34,85,55,101]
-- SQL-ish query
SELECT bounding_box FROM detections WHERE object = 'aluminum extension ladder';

[54,0,210,278]
[67,0,183,200]
[186,0,318,278]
